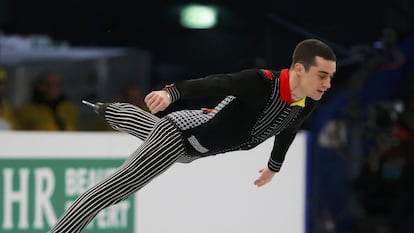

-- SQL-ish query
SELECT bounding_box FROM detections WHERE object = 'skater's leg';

[105,102,160,140]
[48,119,186,233]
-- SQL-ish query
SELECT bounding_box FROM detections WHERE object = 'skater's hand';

[145,90,171,114]
[254,167,276,187]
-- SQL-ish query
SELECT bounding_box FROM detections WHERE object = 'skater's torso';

[164,69,317,158]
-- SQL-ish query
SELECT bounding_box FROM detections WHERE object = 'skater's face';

[297,56,336,101]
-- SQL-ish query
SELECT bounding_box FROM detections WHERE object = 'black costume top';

[163,68,318,172]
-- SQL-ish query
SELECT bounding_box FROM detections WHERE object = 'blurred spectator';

[396,78,414,143]
[315,208,336,233]
[117,83,149,111]
[391,85,414,233]
[378,28,406,71]
[15,71,80,131]
[0,67,17,130]
[353,81,414,233]
[92,83,148,131]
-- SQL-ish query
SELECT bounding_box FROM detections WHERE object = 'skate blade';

[82,100,95,108]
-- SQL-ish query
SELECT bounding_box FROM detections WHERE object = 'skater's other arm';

[254,167,276,187]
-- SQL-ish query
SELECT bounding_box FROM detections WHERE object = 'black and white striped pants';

[49,103,187,233]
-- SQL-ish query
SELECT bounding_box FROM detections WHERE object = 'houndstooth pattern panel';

[166,95,236,131]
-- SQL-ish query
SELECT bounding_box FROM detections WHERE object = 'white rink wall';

[0,131,308,233]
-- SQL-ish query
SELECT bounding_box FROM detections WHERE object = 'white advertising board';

[0,131,307,233]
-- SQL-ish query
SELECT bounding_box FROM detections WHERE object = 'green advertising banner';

[0,158,135,233]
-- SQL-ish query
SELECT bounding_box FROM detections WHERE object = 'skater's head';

[290,39,336,71]
[289,39,336,101]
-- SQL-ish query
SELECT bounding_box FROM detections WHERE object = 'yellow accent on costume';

[290,97,306,107]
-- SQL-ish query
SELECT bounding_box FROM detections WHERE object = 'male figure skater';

[49,38,336,232]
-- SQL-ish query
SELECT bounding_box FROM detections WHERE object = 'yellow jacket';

[16,100,80,131]
[0,99,16,129]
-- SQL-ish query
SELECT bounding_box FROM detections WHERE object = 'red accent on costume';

[261,69,273,80]
[203,108,213,114]
[279,69,293,104]
[163,84,176,90]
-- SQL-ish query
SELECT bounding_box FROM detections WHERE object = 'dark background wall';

[2,0,412,78]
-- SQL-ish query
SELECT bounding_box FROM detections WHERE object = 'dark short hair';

[291,39,336,70]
